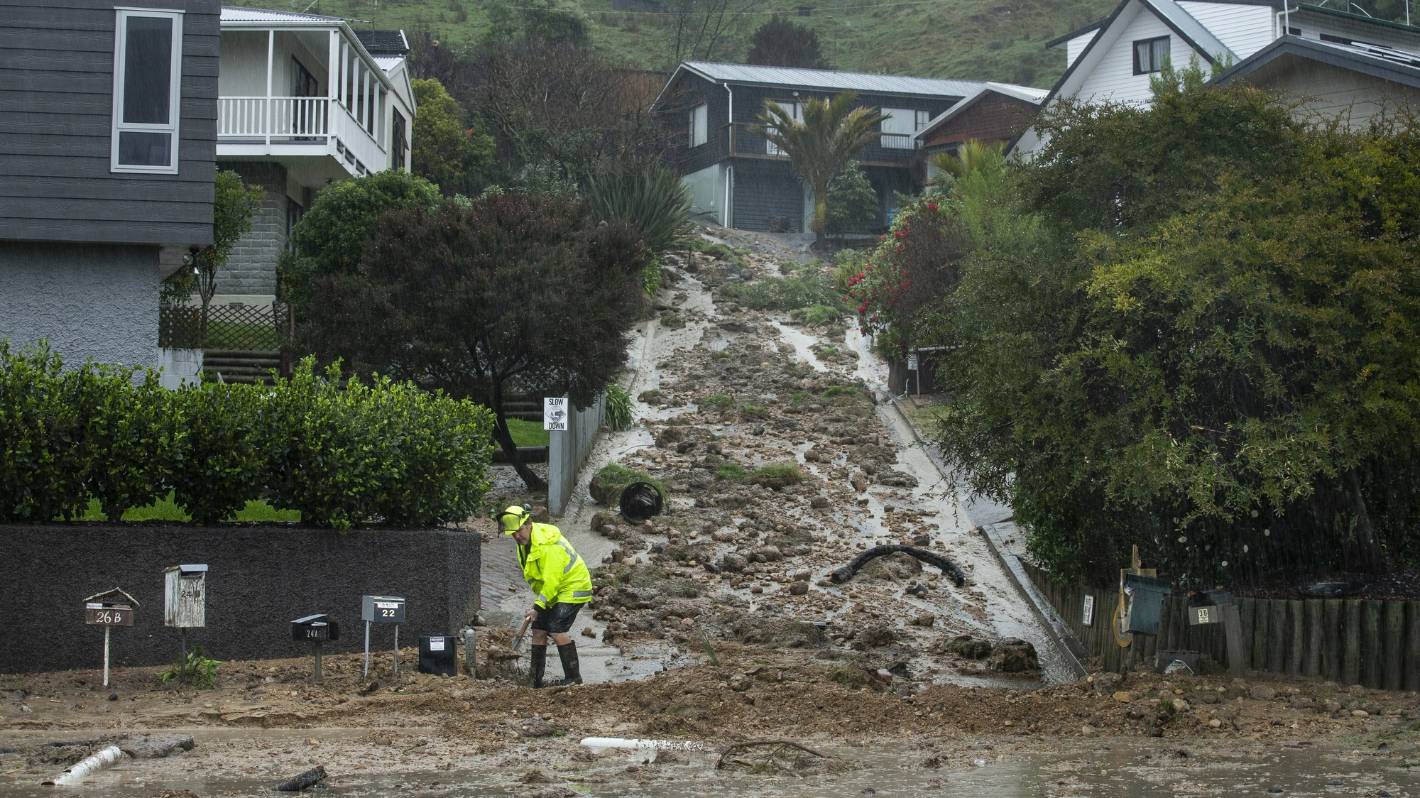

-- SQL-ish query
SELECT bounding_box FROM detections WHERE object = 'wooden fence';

[1025,564,1420,691]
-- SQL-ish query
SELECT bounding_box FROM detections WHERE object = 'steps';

[202,349,281,384]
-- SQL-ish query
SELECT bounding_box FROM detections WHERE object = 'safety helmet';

[499,504,532,535]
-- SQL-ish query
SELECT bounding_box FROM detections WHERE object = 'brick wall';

[218,162,288,300]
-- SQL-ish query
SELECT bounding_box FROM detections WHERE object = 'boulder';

[948,635,993,660]
[988,638,1039,673]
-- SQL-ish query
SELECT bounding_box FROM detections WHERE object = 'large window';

[392,108,409,171]
[1132,35,1170,75]
[765,100,801,156]
[880,107,926,149]
[688,104,707,148]
[111,9,183,173]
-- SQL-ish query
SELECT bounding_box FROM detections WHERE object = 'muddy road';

[3,229,1419,796]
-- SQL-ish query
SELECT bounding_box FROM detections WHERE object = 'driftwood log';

[275,765,328,792]
[829,545,966,587]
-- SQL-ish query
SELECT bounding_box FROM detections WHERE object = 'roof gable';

[916,84,1048,141]
[1213,33,1420,89]
[678,61,1038,99]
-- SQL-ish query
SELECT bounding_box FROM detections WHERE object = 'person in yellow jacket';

[499,505,594,688]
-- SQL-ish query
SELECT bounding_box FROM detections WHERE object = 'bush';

[586,165,692,255]
[78,367,174,520]
[749,462,803,489]
[0,343,95,522]
[720,265,842,311]
[605,383,633,431]
[167,382,267,525]
[826,162,879,235]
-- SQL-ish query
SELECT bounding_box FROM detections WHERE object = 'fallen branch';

[275,765,328,792]
[829,545,966,587]
[716,740,828,771]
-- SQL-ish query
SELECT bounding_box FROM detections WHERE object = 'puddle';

[769,320,828,373]
[5,735,1411,797]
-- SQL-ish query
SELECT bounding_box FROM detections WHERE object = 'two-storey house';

[654,62,1044,233]
[1016,0,1420,154]
[0,0,219,370]
[214,8,415,306]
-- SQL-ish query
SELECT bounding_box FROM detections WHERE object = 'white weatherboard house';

[1015,0,1420,154]
[215,7,416,306]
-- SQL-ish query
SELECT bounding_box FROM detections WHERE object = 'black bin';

[418,634,457,676]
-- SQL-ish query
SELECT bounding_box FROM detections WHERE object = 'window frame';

[688,103,708,148]
[880,107,918,150]
[1132,35,1170,75]
[110,7,184,175]
[765,99,801,156]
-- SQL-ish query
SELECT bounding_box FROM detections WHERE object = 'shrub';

[0,343,93,522]
[158,645,220,689]
[749,462,803,489]
[720,266,842,311]
[167,382,267,525]
[77,367,174,520]
[605,383,633,431]
[791,304,842,326]
[586,165,692,255]
[826,162,879,236]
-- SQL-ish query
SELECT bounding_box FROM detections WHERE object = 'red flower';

[926,202,938,212]
[894,230,907,240]
[857,301,869,315]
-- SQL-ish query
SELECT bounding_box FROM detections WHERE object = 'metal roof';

[681,61,1036,98]
[1213,34,1420,88]
[373,55,405,73]
[220,7,344,25]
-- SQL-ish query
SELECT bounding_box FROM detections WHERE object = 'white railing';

[219,96,330,138]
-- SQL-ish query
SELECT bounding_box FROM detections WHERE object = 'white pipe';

[580,737,711,752]
[723,82,734,227]
[44,745,127,786]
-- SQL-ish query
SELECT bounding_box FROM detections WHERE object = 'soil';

[3,226,1418,796]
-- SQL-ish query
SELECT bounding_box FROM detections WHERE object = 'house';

[0,0,219,370]
[653,61,1044,232]
[915,83,1048,180]
[213,8,416,306]
[1016,0,1420,154]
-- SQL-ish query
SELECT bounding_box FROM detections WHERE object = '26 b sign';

[86,604,134,626]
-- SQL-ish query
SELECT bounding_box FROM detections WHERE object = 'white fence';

[547,393,606,516]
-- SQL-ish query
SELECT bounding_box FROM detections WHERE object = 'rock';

[753,545,784,562]
[1249,685,1277,701]
[852,626,896,650]
[719,553,747,573]
[810,495,830,509]
[1113,691,1135,703]
[1208,718,1222,728]
[655,427,686,448]
[729,674,752,692]
[877,469,918,488]
[1171,699,1190,713]
[910,613,935,627]
[789,581,809,596]
[712,528,737,542]
[988,638,1039,673]
[850,473,869,492]
[860,552,923,581]
[948,635,993,660]
[1351,709,1369,718]
[1322,700,1343,713]
[516,717,559,738]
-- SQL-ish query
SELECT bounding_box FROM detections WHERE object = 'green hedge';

[0,344,495,530]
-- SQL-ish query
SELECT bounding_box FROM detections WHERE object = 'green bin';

[1123,574,1169,635]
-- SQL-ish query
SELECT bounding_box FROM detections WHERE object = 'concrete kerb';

[885,396,1089,681]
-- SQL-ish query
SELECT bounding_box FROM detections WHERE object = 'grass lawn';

[508,417,550,447]
[80,493,300,523]
[204,320,281,350]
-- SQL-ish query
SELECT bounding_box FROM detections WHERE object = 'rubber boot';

[556,641,583,685]
[529,644,547,689]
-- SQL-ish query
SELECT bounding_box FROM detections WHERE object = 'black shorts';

[531,602,583,635]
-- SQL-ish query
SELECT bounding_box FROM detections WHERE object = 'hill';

[229,0,1118,89]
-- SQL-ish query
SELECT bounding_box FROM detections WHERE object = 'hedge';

[0,344,495,530]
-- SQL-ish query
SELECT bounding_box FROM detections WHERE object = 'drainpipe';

[723,81,734,228]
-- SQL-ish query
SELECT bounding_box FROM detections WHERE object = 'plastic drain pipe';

[43,744,127,786]
[580,737,710,752]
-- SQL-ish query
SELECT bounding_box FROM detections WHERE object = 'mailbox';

[1187,590,1232,626]
[84,588,138,627]
[362,595,406,624]
[164,564,208,628]
[1122,573,1169,635]
[418,635,457,676]
[291,614,340,642]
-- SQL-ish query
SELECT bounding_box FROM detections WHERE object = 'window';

[391,108,408,171]
[765,100,801,156]
[111,9,183,173]
[880,107,922,149]
[688,104,707,148]
[1132,35,1170,75]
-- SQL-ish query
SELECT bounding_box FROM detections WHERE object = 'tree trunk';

[810,180,828,239]
[1345,469,1389,574]
[491,378,546,491]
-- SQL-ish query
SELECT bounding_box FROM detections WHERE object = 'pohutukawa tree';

[758,93,884,238]
[300,192,649,489]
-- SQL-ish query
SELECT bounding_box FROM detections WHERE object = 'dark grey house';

[653,61,1042,232]
[0,0,219,369]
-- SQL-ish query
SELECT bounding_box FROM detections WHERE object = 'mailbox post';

[164,564,208,661]
[84,588,138,688]
[291,614,340,682]
[361,595,406,678]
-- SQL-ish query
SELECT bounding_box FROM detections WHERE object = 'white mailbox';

[164,564,207,628]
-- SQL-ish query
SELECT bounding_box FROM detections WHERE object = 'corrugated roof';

[373,55,405,73]
[220,7,343,25]
[682,61,1034,98]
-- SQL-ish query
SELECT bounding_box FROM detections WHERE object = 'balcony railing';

[218,95,386,174]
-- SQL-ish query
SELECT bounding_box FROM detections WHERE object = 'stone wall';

[0,242,158,369]
[0,525,480,673]
[217,161,288,301]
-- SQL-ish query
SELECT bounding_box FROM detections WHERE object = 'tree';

[300,194,650,489]
[282,170,441,306]
[824,161,878,236]
[745,16,829,69]
[185,171,261,343]
[484,0,590,47]
[758,93,885,238]
[666,0,749,64]
[927,139,1004,195]
[411,78,496,196]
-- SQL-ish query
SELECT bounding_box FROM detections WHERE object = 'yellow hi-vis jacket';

[517,522,594,609]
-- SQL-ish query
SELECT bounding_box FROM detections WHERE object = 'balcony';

[217,95,386,177]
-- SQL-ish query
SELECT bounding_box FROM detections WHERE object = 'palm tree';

[927,139,1005,194]
[758,93,885,238]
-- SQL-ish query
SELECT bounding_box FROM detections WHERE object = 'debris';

[948,635,993,660]
[988,639,1040,673]
[274,765,328,792]
[42,744,126,786]
[580,737,711,752]
[829,545,966,587]
[717,740,829,772]
[119,735,195,759]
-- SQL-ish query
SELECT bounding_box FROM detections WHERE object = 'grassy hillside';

[234,0,1117,88]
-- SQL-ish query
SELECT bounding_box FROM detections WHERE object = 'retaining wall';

[0,524,480,673]
[1025,564,1420,691]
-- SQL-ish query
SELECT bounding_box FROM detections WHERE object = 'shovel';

[511,615,532,653]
